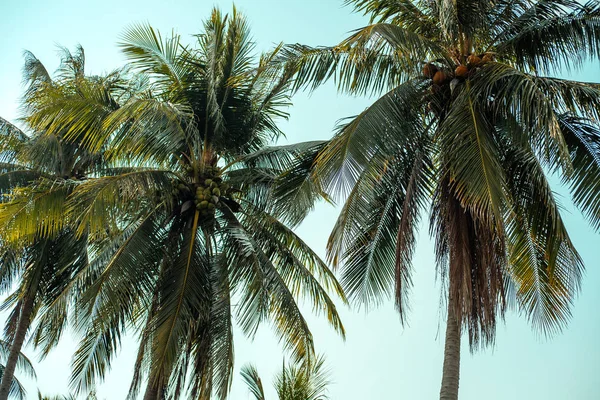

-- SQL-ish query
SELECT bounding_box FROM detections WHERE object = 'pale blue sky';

[1,1,599,399]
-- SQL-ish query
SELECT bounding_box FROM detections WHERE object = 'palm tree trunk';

[439,297,461,400]
[0,295,35,400]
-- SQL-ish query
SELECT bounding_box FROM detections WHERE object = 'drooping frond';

[241,205,346,335]
[314,79,428,199]
[558,114,600,230]
[437,80,507,227]
[280,22,448,96]
[0,180,72,242]
[493,0,600,72]
[66,169,175,238]
[0,117,28,164]
[146,212,211,393]
[220,206,315,361]
[502,139,583,336]
[0,365,28,400]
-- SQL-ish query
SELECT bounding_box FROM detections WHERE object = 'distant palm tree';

[38,392,96,400]
[37,395,76,400]
[25,7,346,400]
[0,47,120,400]
[241,356,330,400]
[280,0,600,398]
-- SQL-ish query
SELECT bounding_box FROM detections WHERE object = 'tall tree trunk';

[439,297,462,400]
[0,295,35,400]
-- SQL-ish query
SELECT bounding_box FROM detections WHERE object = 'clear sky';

[1,1,599,399]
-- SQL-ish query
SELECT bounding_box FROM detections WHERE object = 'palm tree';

[26,7,346,399]
[241,355,330,400]
[278,0,600,398]
[38,390,97,400]
[0,47,122,400]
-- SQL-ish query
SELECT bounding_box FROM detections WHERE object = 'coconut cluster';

[169,165,234,221]
[194,177,229,218]
[422,52,495,116]
[423,52,495,85]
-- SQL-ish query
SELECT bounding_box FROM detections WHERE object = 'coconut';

[433,70,447,85]
[423,63,438,78]
[207,203,216,210]
[467,54,481,66]
[212,188,221,196]
[482,53,494,63]
[455,65,468,78]
[204,179,213,186]
[199,200,209,209]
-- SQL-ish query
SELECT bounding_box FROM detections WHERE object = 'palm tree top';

[242,355,331,400]
[276,0,600,345]
[13,7,346,399]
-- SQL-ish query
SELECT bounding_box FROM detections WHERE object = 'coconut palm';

[241,355,330,400]
[38,390,97,400]
[38,396,76,400]
[0,47,124,400]
[26,7,346,400]
[279,0,600,398]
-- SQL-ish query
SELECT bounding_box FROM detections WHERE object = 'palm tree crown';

[279,0,600,398]
[0,47,118,400]
[241,355,330,400]
[23,7,346,400]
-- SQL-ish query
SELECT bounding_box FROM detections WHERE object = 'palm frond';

[280,23,448,95]
[240,364,266,400]
[119,24,185,90]
[220,206,315,361]
[438,81,507,227]
[558,114,600,230]
[314,79,428,200]
[0,365,28,400]
[503,140,583,336]
[0,340,37,380]
[493,0,600,72]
